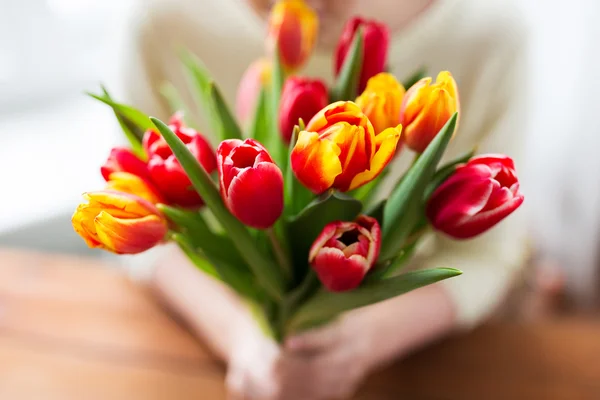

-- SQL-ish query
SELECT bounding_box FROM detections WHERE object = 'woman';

[124,0,530,398]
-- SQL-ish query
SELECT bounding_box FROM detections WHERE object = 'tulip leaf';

[287,268,462,333]
[379,113,458,262]
[284,126,300,218]
[249,88,269,142]
[159,82,199,129]
[269,46,287,168]
[209,82,243,141]
[403,66,428,89]
[150,117,285,300]
[87,90,151,159]
[424,148,476,200]
[170,233,219,279]
[330,28,364,102]
[287,190,362,281]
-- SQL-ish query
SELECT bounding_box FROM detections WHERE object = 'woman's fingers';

[284,321,341,353]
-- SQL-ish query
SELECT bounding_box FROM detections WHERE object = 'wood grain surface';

[0,249,598,400]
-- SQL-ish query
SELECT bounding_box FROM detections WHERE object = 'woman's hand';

[226,313,374,400]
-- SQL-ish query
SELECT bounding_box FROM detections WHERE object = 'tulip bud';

[267,0,318,72]
[279,77,328,143]
[143,114,217,208]
[335,17,389,94]
[217,138,284,229]
[72,191,168,254]
[426,155,524,239]
[355,72,405,134]
[400,71,460,153]
[236,58,272,126]
[291,101,401,193]
[309,215,381,292]
[100,147,149,182]
[105,172,164,204]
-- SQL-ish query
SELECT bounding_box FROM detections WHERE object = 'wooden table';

[0,249,599,400]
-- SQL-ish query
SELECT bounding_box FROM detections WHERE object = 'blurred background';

[1,0,599,307]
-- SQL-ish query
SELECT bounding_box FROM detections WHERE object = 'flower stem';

[267,226,293,283]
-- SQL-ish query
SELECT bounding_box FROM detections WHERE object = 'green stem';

[267,227,293,283]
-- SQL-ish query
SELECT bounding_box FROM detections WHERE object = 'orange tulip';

[105,172,164,204]
[355,72,405,134]
[291,101,401,193]
[399,71,459,153]
[267,0,318,72]
[72,191,168,254]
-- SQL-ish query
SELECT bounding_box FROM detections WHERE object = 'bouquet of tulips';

[72,0,524,341]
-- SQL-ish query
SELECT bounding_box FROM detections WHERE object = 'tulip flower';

[309,215,381,292]
[143,115,217,207]
[100,147,149,182]
[105,172,164,204]
[355,72,405,134]
[335,17,389,93]
[267,0,318,72]
[426,155,524,239]
[291,101,401,193]
[236,58,272,126]
[72,191,168,254]
[217,138,284,229]
[279,77,328,143]
[399,71,460,153]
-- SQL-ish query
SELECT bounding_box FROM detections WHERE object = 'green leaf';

[158,204,245,267]
[288,191,362,281]
[288,268,462,332]
[330,28,364,101]
[170,233,219,279]
[209,82,243,141]
[379,113,458,262]
[88,90,151,158]
[269,46,286,167]
[159,82,199,129]
[249,88,270,142]
[284,126,300,218]
[180,50,220,139]
[150,117,285,300]
[403,66,428,89]
[424,148,475,200]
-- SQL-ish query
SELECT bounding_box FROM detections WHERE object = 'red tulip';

[143,114,217,208]
[309,215,381,292]
[100,147,149,182]
[217,138,283,229]
[279,77,328,143]
[426,155,524,239]
[334,17,389,94]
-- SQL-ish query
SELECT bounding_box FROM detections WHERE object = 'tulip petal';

[309,221,345,261]
[312,247,370,292]
[105,172,164,204]
[348,126,401,190]
[291,131,343,194]
[448,195,524,239]
[84,191,159,218]
[226,161,284,229]
[94,212,167,254]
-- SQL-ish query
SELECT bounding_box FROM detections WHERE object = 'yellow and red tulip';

[355,72,405,135]
[217,138,284,229]
[105,172,164,204]
[426,155,524,239]
[291,101,401,193]
[143,114,217,208]
[335,17,389,93]
[236,58,272,126]
[72,191,168,254]
[267,0,318,72]
[100,147,149,182]
[400,71,460,153]
[309,215,381,292]
[279,77,328,143]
